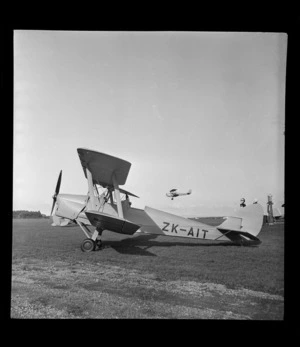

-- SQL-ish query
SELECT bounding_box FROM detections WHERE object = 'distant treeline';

[13,210,48,219]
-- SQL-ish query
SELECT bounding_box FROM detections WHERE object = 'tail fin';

[187,189,192,194]
[218,204,264,237]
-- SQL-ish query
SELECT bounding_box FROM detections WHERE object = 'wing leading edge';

[77,148,131,187]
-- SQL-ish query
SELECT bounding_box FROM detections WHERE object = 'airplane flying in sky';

[166,188,192,200]
[50,148,264,252]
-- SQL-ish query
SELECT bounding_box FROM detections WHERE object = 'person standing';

[267,194,274,224]
[240,198,246,208]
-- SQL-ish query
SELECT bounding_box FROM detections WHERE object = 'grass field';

[11,218,284,319]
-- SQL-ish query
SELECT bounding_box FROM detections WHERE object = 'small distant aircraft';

[166,188,192,200]
[50,148,264,252]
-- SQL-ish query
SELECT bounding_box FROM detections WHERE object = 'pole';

[267,194,274,225]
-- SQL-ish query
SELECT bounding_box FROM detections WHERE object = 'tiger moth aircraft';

[50,148,264,252]
[166,188,192,200]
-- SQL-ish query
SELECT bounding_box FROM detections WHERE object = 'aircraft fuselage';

[54,193,233,242]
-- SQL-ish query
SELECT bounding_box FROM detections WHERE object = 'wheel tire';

[81,239,95,252]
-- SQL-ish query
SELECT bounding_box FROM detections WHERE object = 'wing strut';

[86,167,97,210]
[109,189,114,204]
[112,173,124,218]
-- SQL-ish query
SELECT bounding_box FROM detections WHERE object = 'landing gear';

[81,238,95,252]
[78,221,104,252]
[80,238,103,252]
[94,227,103,250]
[95,239,102,250]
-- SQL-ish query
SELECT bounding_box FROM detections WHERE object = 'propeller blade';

[50,198,56,216]
[50,170,62,216]
[55,170,62,195]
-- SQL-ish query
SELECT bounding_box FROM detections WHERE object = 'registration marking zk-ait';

[161,222,209,239]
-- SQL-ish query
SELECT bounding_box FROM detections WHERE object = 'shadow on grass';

[103,233,251,256]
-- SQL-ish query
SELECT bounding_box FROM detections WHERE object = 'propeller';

[50,170,62,215]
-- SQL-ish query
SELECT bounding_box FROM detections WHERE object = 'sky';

[13,31,287,217]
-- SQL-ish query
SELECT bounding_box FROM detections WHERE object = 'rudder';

[218,204,264,237]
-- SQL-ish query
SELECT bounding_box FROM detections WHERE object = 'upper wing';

[77,148,131,186]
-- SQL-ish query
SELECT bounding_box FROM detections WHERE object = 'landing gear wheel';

[81,239,95,252]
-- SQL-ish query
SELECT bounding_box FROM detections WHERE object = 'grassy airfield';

[11,218,284,319]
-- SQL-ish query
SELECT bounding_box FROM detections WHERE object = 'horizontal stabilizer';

[85,210,140,235]
[218,216,242,232]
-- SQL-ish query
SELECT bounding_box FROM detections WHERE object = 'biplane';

[166,188,192,200]
[50,148,264,252]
